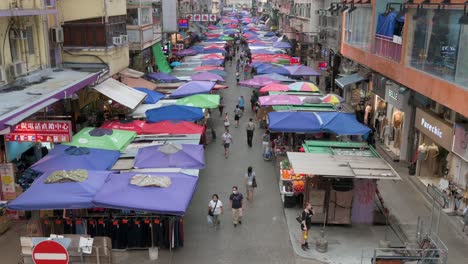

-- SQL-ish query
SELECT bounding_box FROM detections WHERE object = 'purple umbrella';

[170,81,216,98]
[134,144,205,169]
[282,65,322,76]
[251,49,276,55]
[259,94,303,106]
[191,72,225,82]
[147,72,180,82]
[201,59,224,66]
[176,49,198,56]
[202,48,226,54]
[239,77,280,88]
[273,41,292,49]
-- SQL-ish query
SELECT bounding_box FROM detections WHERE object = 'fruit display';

[293,180,305,193]
[281,170,291,179]
[280,159,291,170]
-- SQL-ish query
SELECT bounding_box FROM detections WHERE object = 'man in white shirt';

[222,129,233,158]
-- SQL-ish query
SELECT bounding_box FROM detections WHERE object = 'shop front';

[451,123,468,193]
[414,108,454,186]
[377,81,413,161]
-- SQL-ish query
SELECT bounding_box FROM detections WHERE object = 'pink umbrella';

[239,77,280,88]
[259,83,290,93]
[259,95,303,106]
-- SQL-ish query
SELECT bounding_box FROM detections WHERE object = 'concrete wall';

[58,0,126,22]
[0,0,44,10]
[62,46,129,76]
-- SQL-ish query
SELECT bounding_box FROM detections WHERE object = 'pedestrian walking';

[245,118,255,147]
[219,96,225,117]
[463,206,468,233]
[229,186,244,227]
[234,105,241,128]
[236,71,240,83]
[238,96,245,113]
[250,90,258,112]
[243,65,249,80]
[223,112,230,130]
[222,129,233,158]
[300,203,315,251]
[208,194,223,228]
[262,130,270,154]
[244,166,257,203]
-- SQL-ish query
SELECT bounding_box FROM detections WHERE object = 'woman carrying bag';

[244,166,257,203]
[299,203,315,251]
[208,194,223,229]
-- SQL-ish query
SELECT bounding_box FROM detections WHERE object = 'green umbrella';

[220,36,234,41]
[176,94,220,109]
[63,127,136,151]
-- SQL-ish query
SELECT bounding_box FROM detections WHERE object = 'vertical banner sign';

[162,0,178,33]
[201,14,209,22]
[0,163,16,200]
[187,14,193,21]
[209,14,216,22]
[193,14,201,21]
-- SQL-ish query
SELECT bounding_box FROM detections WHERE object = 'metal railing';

[373,35,402,63]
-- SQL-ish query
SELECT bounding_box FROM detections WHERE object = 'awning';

[0,70,101,133]
[335,73,366,89]
[287,152,401,180]
[120,76,157,90]
[93,78,147,109]
[119,68,144,78]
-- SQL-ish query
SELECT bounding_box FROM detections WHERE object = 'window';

[25,26,35,55]
[406,9,467,88]
[9,30,19,62]
[345,7,372,51]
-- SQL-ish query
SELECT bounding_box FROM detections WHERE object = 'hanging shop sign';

[209,14,217,22]
[372,74,387,99]
[384,83,409,110]
[415,108,454,150]
[4,121,72,143]
[177,19,188,29]
[0,163,16,200]
[453,123,468,162]
[201,14,209,22]
[193,14,201,21]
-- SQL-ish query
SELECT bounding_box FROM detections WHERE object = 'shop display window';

[406,8,467,89]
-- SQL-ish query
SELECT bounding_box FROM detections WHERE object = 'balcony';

[373,35,402,63]
[127,25,160,51]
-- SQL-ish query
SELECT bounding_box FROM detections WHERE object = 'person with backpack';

[244,166,257,203]
[208,194,223,228]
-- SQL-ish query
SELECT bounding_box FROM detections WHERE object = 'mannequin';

[364,104,372,125]
[380,116,388,141]
[427,143,440,176]
[392,110,403,129]
[418,143,428,161]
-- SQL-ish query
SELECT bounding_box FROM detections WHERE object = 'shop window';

[345,7,372,51]
[127,9,139,25]
[406,8,467,89]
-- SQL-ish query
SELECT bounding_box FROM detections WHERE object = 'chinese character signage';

[178,18,188,29]
[0,163,16,200]
[5,121,72,143]
[201,14,209,22]
[193,14,201,21]
[186,14,193,21]
[209,14,216,22]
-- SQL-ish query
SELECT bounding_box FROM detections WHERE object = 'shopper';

[222,129,233,158]
[262,130,270,154]
[223,112,230,130]
[300,203,315,251]
[250,90,258,112]
[234,105,241,128]
[244,166,256,203]
[219,96,225,117]
[245,118,255,147]
[208,194,223,228]
[229,186,244,227]
[236,71,240,83]
[238,96,245,113]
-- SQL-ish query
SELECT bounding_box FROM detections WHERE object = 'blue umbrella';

[203,48,226,54]
[146,72,180,82]
[273,41,292,49]
[264,32,276,37]
[145,105,204,122]
[134,87,165,104]
[170,61,182,67]
[201,59,224,66]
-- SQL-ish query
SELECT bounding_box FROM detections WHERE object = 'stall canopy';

[282,65,321,76]
[101,120,145,134]
[320,112,371,136]
[146,72,180,83]
[335,73,366,89]
[8,170,112,210]
[176,94,220,109]
[93,172,198,215]
[134,144,205,169]
[170,81,216,98]
[30,145,120,173]
[143,121,204,134]
[256,73,296,82]
[239,77,280,88]
[152,42,172,73]
[134,88,165,104]
[93,78,147,109]
[191,72,225,82]
[64,127,136,151]
[145,105,204,123]
[259,94,302,106]
[268,112,321,133]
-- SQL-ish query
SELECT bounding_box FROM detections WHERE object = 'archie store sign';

[415,108,453,150]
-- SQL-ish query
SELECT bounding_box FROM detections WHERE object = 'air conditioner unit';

[51,27,64,43]
[0,66,6,84]
[113,36,122,45]
[120,35,128,44]
[9,61,27,77]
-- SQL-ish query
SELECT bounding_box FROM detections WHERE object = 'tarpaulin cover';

[256,64,290,75]
[64,127,136,151]
[152,42,172,73]
[273,41,292,49]
[259,94,302,106]
[134,144,205,169]
[93,172,198,215]
[239,77,280,88]
[145,105,204,122]
[142,120,204,134]
[101,120,146,134]
[146,72,180,82]
[134,87,165,104]
[320,112,371,136]
[282,65,321,76]
[8,170,112,210]
[170,81,216,98]
[30,145,120,173]
[268,112,322,133]
[256,73,296,82]
[191,72,225,82]
[176,94,220,109]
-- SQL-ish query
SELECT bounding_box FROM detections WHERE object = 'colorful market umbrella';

[259,94,303,106]
[220,36,234,41]
[134,144,205,169]
[64,127,136,151]
[101,120,146,134]
[191,72,225,82]
[176,49,198,56]
[170,81,216,98]
[142,120,204,135]
[288,82,320,92]
[201,59,224,66]
[170,61,182,67]
[194,66,224,71]
[145,105,204,122]
[146,72,180,82]
[259,83,290,93]
[322,94,345,105]
[202,54,224,59]
[202,48,226,54]
[134,87,165,104]
[273,41,292,49]
[208,69,227,76]
[239,77,280,88]
[176,94,220,109]
[256,73,296,82]
[282,65,321,76]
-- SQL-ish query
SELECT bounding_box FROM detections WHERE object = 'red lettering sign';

[5,121,72,143]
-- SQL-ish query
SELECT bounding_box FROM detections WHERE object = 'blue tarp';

[268,112,322,133]
[267,112,371,135]
[134,87,165,104]
[30,145,120,173]
[8,171,112,210]
[146,105,204,123]
[376,11,405,38]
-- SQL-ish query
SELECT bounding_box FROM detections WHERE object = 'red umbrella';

[101,120,145,134]
[259,83,290,93]
[142,120,204,135]
[205,33,221,38]
[194,66,224,71]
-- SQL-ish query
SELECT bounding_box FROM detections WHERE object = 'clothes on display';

[392,110,403,129]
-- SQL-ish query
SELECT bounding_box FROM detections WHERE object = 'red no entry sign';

[32,240,69,264]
